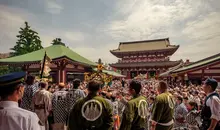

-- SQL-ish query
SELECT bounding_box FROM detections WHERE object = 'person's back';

[32,82,52,129]
[120,80,148,130]
[153,92,174,124]
[21,76,39,111]
[66,79,85,113]
[151,81,175,130]
[121,95,148,130]
[0,72,41,130]
[0,101,41,130]
[68,80,113,130]
[69,95,113,130]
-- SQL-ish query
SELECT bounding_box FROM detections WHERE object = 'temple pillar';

[57,70,60,83]
[22,65,29,75]
[127,70,131,79]
[56,60,67,84]
[202,69,205,81]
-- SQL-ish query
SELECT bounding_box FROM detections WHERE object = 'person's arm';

[151,97,164,129]
[30,113,42,130]
[119,102,134,130]
[208,96,220,130]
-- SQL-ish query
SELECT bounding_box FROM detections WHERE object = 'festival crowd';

[0,72,220,130]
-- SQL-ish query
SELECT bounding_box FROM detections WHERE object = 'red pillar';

[56,60,67,84]
[127,70,131,79]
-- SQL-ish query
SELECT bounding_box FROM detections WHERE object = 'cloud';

[172,12,220,61]
[103,0,211,41]
[100,0,220,63]
[73,43,118,63]
[64,31,85,42]
[0,5,26,52]
[45,0,63,14]
[182,12,220,40]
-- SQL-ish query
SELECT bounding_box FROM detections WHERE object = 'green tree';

[11,21,43,56]
[51,38,66,46]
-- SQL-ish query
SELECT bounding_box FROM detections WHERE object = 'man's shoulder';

[12,107,39,119]
[129,96,146,103]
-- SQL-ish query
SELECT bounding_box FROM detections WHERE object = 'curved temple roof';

[0,45,96,66]
[173,53,220,73]
[110,38,179,58]
[110,60,182,68]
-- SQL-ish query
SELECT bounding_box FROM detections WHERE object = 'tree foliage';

[0,22,43,75]
[51,38,66,46]
[10,21,43,56]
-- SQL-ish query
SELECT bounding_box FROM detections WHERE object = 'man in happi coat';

[174,96,188,129]
[68,80,113,130]
[20,75,39,111]
[66,79,86,113]
[120,80,148,130]
[52,83,68,130]
[32,82,52,130]
[151,81,175,130]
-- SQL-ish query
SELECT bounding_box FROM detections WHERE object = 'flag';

[40,52,51,78]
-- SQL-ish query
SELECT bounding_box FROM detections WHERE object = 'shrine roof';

[159,61,184,77]
[110,38,179,54]
[173,53,220,73]
[0,45,96,66]
[109,60,182,68]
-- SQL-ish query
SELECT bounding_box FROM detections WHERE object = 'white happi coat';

[32,89,52,128]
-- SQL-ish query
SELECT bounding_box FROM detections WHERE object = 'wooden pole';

[40,52,47,79]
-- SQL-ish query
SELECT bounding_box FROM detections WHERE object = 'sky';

[0,0,220,64]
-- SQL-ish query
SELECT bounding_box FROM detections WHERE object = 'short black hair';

[177,96,183,102]
[26,75,35,85]
[0,83,21,99]
[205,78,218,91]
[39,82,47,88]
[73,79,81,89]
[88,80,103,92]
[159,81,168,91]
[129,80,142,94]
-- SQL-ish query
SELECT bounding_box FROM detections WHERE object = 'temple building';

[161,53,220,84]
[109,38,181,79]
[0,45,96,83]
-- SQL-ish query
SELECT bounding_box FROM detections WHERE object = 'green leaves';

[51,38,66,46]
[10,21,43,57]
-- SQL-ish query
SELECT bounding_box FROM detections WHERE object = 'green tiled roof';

[173,53,220,73]
[0,45,96,66]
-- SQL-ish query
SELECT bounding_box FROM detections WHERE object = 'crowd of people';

[0,72,220,130]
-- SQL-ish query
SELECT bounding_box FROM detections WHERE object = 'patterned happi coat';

[120,95,148,130]
[186,110,200,130]
[151,92,175,130]
[68,93,113,130]
[174,103,188,128]
[66,88,86,113]
[32,89,52,127]
[52,88,68,124]
[20,82,39,111]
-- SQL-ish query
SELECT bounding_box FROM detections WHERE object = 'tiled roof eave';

[0,56,96,67]
[173,57,220,74]
[110,46,178,56]
[110,60,181,68]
